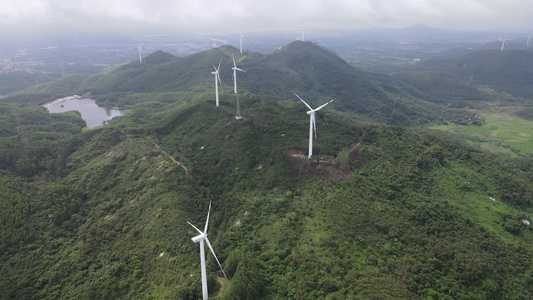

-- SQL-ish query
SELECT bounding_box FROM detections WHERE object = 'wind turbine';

[137,44,142,63]
[211,59,222,107]
[231,54,245,94]
[527,36,531,46]
[501,37,508,52]
[239,33,244,53]
[187,200,226,300]
[294,93,335,159]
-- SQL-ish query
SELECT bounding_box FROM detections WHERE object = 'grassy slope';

[431,113,533,155]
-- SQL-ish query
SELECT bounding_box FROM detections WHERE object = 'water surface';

[45,98,122,129]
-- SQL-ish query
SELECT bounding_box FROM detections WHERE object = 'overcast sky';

[2,0,533,39]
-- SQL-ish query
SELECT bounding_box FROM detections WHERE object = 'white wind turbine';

[211,60,222,107]
[294,93,335,159]
[232,53,245,94]
[137,44,143,63]
[239,33,244,53]
[187,200,226,300]
[527,36,531,46]
[501,37,508,52]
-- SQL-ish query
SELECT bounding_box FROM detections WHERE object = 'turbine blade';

[217,73,223,92]
[232,53,237,68]
[294,93,313,110]
[187,221,204,235]
[236,67,245,72]
[205,238,227,278]
[217,59,221,71]
[204,200,212,233]
[314,98,335,111]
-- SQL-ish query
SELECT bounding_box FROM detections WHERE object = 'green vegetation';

[431,114,533,155]
[515,107,533,121]
[3,42,479,127]
[404,49,533,102]
[391,71,486,108]
[0,180,31,252]
[1,42,533,299]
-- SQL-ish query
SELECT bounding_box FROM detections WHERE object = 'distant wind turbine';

[137,44,142,63]
[232,54,245,94]
[527,36,531,46]
[501,37,508,52]
[211,60,222,107]
[187,200,226,300]
[294,93,335,159]
[239,33,244,53]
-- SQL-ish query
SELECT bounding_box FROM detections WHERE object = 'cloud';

[1,0,532,38]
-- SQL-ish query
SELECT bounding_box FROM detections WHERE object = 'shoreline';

[42,95,82,108]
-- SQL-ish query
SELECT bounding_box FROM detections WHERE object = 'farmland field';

[430,110,533,155]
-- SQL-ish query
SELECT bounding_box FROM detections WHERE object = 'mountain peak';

[143,50,177,64]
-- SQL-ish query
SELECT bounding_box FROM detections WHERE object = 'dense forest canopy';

[1,41,533,299]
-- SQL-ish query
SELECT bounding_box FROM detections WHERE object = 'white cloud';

[1,0,532,37]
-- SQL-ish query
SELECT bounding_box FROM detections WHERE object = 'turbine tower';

[235,93,242,120]
[294,93,335,159]
[239,33,244,53]
[232,53,245,94]
[137,44,142,63]
[211,60,222,107]
[501,37,508,52]
[187,200,226,300]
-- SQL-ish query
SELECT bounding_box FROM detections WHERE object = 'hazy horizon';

[2,0,533,42]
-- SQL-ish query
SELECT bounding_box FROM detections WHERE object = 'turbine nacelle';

[191,233,206,243]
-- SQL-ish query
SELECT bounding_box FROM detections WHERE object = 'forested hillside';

[402,49,533,101]
[1,41,533,299]
[3,42,480,127]
[1,95,533,299]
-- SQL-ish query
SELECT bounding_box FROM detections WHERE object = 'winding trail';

[148,137,190,179]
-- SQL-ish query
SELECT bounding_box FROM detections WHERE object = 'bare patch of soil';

[289,149,306,158]
[470,106,526,120]
[290,159,345,180]
[289,143,366,180]
[498,106,527,115]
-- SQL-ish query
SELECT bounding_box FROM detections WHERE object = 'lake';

[44,97,123,129]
